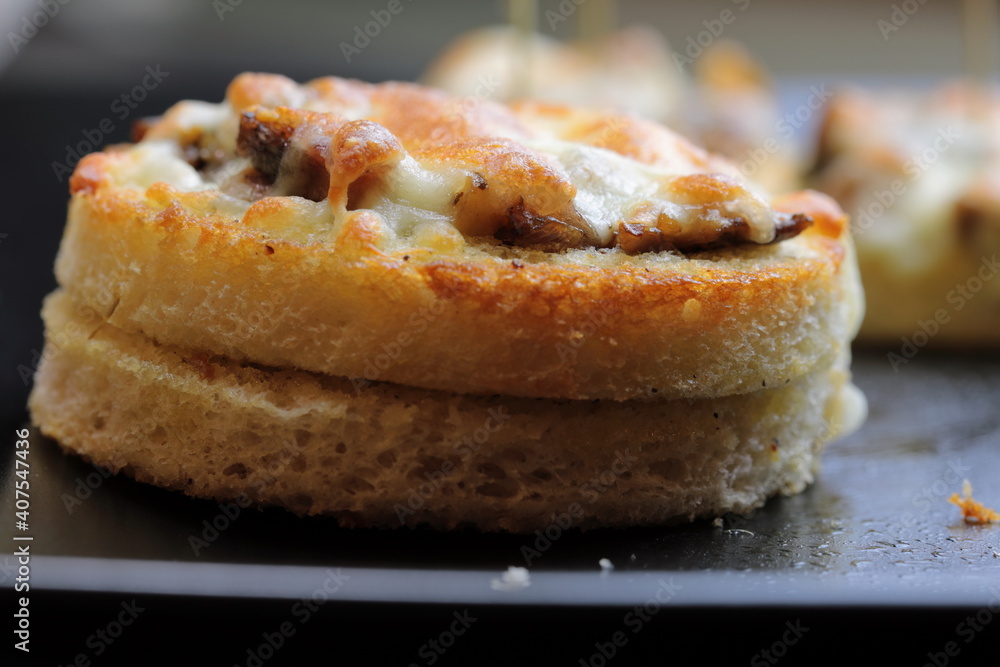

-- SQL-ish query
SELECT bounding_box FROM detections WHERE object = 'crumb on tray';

[949,479,1000,525]
[490,566,531,591]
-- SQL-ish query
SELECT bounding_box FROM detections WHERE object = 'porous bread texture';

[56,182,861,401]
[29,289,865,532]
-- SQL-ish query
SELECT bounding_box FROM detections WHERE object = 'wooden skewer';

[963,0,999,84]
[507,0,537,99]
[579,0,617,47]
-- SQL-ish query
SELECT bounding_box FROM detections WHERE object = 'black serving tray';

[5,353,1000,665]
[4,352,1000,608]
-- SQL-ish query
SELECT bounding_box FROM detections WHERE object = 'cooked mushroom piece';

[236,108,340,202]
[237,110,294,178]
[771,212,813,243]
[495,199,601,250]
[617,222,668,255]
[612,209,812,254]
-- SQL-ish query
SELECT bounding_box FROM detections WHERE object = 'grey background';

[0,0,974,93]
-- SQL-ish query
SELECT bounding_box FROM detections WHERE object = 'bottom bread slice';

[29,289,865,532]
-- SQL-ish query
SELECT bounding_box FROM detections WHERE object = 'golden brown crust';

[58,176,856,399]
[506,100,722,172]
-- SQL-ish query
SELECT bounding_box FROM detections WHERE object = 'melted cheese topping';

[362,156,467,235]
[528,137,776,245]
[108,74,786,253]
[115,141,205,192]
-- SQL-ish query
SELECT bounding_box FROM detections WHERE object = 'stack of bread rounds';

[29,73,865,531]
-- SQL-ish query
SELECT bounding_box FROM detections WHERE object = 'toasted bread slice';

[55,74,861,400]
[29,288,865,531]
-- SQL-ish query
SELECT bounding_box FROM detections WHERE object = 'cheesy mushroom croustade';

[29,73,865,531]
[810,83,1000,351]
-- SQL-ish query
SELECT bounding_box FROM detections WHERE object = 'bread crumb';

[949,479,1000,524]
[712,517,724,528]
[490,566,531,591]
[599,558,614,572]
